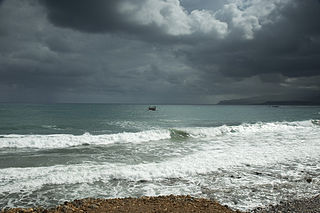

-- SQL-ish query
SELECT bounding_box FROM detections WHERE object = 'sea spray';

[0,120,318,149]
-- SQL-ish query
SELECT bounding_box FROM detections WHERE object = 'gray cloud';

[180,0,226,12]
[177,0,320,101]
[40,0,231,40]
[40,0,125,33]
[0,0,319,104]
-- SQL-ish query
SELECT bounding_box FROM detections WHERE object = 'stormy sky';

[0,0,319,104]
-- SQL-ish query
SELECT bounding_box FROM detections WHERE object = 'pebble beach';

[1,195,239,213]
[2,194,320,213]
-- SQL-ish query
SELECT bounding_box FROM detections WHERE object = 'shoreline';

[2,194,320,213]
[1,195,241,213]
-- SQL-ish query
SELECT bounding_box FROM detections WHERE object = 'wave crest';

[0,120,317,149]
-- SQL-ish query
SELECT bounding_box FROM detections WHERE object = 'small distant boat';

[311,120,320,125]
[148,106,156,111]
[271,105,279,108]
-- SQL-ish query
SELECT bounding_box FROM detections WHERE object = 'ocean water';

[0,104,319,210]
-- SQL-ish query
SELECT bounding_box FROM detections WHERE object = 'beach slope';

[1,195,241,213]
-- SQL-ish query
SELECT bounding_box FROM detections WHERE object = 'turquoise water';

[0,104,320,210]
[0,104,318,135]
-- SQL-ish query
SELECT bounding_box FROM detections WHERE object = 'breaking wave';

[0,120,319,209]
[0,120,317,149]
[0,130,171,149]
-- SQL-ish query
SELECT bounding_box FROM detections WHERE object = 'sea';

[0,104,319,211]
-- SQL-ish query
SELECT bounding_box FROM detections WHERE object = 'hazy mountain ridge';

[218,98,320,105]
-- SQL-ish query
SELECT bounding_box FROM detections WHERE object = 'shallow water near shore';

[0,104,320,211]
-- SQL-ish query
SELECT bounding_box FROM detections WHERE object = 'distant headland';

[218,98,320,106]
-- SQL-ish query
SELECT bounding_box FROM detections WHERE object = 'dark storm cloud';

[39,0,185,43]
[40,0,123,33]
[39,0,231,44]
[41,0,320,78]
[176,0,320,103]
[0,0,194,103]
[0,0,319,103]
[183,0,320,78]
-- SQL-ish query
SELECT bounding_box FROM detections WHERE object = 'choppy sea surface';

[0,104,319,211]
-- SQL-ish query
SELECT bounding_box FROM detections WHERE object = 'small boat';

[148,106,156,111]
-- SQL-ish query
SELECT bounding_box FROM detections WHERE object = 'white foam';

[1,120,320,210]
[183,120,316,139]
[1,119,319,195]
[0,120,318,150]
[0,130,171,149]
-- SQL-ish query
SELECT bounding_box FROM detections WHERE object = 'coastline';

[1,195,241,213]
[2,194,320,213]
